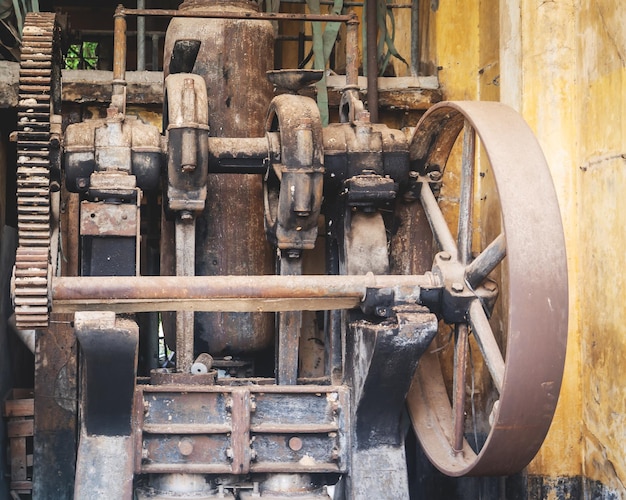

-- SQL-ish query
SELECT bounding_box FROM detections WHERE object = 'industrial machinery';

[10,2,568,498]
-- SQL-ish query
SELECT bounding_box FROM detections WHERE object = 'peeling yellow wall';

[503,0,584,480]
[576,0,626,492]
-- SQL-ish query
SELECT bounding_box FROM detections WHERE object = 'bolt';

[375,306,387,317]
[225,447,234,460]
[438,251,451,261]
[331,447,340,461]
[428,170,443,182]
[451,282,464,293]
[288,436,303,451]
[178,438,194,456]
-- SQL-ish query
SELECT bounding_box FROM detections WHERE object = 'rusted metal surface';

[50,273,439,313]
[163,0,275,356]
[175,218,196,373]
[74,313,138,498]
[365,0,379,122]
[12,13,60,330]
[264,94,324,252]
[119,6,355,23]
[406,101,569,476]
[345,309,438,499]
[32,313,77,499]
[134,385,349,475]
[79,201,137,236]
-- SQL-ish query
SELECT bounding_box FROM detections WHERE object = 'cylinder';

[163,0,275,357]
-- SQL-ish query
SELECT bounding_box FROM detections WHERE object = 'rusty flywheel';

[406,101,568,476]
[12,12,61,330]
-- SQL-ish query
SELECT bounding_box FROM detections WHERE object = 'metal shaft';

[51,274,437,313]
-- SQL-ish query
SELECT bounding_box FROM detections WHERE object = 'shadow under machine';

[11,2,568,498]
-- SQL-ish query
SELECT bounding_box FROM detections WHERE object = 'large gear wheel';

[12,12,61,330]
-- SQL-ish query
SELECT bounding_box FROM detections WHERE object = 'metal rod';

[346,16,359,88]
[458,121,475,265]
[464,233,506,289]
[151,33,159,70]
[468,300,505,393]
[410,0,419,76]
[113,9,127,82]
[51,274,438,313]
[366,0,379,122]
[137,0,146,71]
[453,323,469,452]
[118,7,355,23]
[175,217,196,373]
[277,254,304,386]
[207,136,270,174]
[419,181,458,259]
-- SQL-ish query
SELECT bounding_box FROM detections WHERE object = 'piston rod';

[51,274,439,313]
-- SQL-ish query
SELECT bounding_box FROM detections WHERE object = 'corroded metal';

[406,101,569,476]
[118,6,355,23]
[51,273,440,313]
[162,0,276,357]
[12,12,59,329]
[134,384,349,475]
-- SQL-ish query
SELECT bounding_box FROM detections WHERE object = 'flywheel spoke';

[457,121,475,265]
[452,323,469,452]
[468,300,504,393]
[465,233,506,289]
[419,181,458,258]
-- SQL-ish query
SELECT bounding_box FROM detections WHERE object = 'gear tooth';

[14,12,58,330]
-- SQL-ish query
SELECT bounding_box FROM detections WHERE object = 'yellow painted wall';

[576,0,626,492]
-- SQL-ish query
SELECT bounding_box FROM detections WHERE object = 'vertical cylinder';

[113,9,127,82]
[345,15,359,88]
[137,0,146,71]
[163,0,275,357]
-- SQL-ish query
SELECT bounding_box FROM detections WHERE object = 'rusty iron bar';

[207,136,272,174]
[452,322,469,453]
[366,0,378,122]
[51,274,438,313]
[117,7,356,23]
[113,9,127,82]
[346,16,359,88]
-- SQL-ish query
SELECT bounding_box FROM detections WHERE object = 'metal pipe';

[151,33,159,70]
[137,0,145,71]
[207,136,271,174]
[346,15,359,88]
[366,0,379,122]
[51,274,438,313]
[119,7,355,23]
[113,7,127,82]
[410,0,419,76]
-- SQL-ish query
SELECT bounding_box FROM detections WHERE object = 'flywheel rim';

[406,101,569,476]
